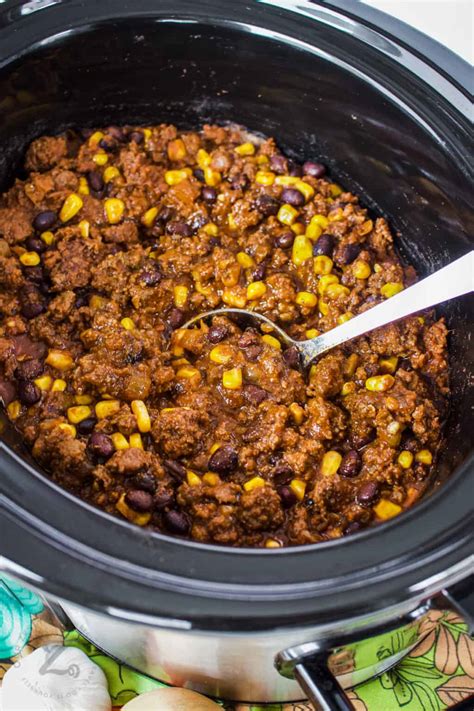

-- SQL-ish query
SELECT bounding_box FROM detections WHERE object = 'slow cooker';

[0,1,472,708]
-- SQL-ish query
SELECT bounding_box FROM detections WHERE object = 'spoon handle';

[301,251,473,366]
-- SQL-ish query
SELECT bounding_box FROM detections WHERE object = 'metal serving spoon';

[185,251,473,369]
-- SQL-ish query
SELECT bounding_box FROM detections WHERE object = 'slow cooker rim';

[0,0,473,628]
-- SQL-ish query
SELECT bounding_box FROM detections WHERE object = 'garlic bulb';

[122,687,222,710]
[2,645,111,711]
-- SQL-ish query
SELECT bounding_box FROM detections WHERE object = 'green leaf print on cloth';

[0,576,43,659]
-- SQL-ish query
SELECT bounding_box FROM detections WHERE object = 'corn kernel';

[19,251,40,266]
[95,399,121,419]
[116,493,150,525]
[274,176,299,186]
[314,255,334,275]
[385,396,399,410]
[416,449,433,465]
[176,366,201,381]
[319,300,329,316]
[244,476,265,491]
[305,328,320,339]
[290,478,306,500]
[296,291,317,308]
[278,203,299,226]
[75,394,93,404]
[398,451,414,469]
[104,197,125,224]
[321,450,342,476]
[291,222,305,235]
[111,432,129,450]
[305,221,322,241]
[353,260,371,279]
[247,281,267,300]
[131,400,151,433]
[103,166,120,183]
[318,274,339,294]
[172,345,185,357]
[360,219,373,235]
[51,378,67,392]
[173,285,189,308]
[255,170,275,186]
[257,154,269,165]
[34,375,53,391]
[292,235,312,266]
[187,470,202,486]
[78,176,90,195]
[381,282,404,298]
[78,219,90,238]
[129,432,143,449]
[209,442,223,455]
[235,142,255,156]
[294,180,314,201]
[262,334,281,350]
[222,287,247,308]
[203,472,220,486]
[210,345,233,364]
[89,294,106,309]
[203,222,219,236]
[289,402,304,425]
[143,128,152,142]
[227,214,238,230]
[265,539,282,548]
[141,206,158,228]
[204,166,221,186]
[57,423,76,437]
[329,208,344,222]
[67,405,92,424]
[222,367,242,390]
[312,214,329,229]
[374,499,402,520]
[344,353,359,377]
[337,312,353,325]
[237,252,255,269]
[164,168,192,186]
[196,148,211,168]
[92,152,108,166]
[374,263,382,273]
[46,349,74,371]
[380,356,398,374]
[325,283,350,299]
[120,317,135,331]
[59,193,83,222]
[88,131,104,147]
[7,400,21,420]
[329,182,343,196]
[40,231,55,246]
[365,374,395,392]
[168,138,187,161]
[341,381,356,396]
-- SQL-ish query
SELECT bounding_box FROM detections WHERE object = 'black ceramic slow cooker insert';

[0,1,472,708]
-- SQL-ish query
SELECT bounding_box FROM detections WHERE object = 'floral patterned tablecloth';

[1,575,473,710]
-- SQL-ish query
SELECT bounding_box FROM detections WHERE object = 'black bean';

[131,471,157,493]
[23,265,45,283]
[402,436,419,453]
[25,236,46,254]
[87,432,114,460]
[193,168,205,182]
[168,307,186,329]
[125,489,154,512]
[275,231,294,249]
[167,221,193,237]
[357,481,379,505]
[208,445,238,474]
[207,324,228,343]
[163,459,186,482]
[139,260,162,286]
[303,161,326,178]
[350,430,375,450]
[287,161,302,177]
[156,206,174,225]
[283,346,301,369]
[230,174,249,191]
[254,194,279,217]
[98,137,118,152]
[239,328,259,349]
[269,154,288,174]
[339,450,362,478]
[15,358,43,380]
[243,384,268,406]
[108,126,126,142]
[76,417,97,435]
[252,262,267,281]
[278,485,298,508]
[339,243,362,265]
[273,464,294,486]
[154,491,174,510]
[129,130,144,144]
[280,187,305,207]
[312,233,335,258]
[32,210,56,232]
[20,297,46,320]
[163,510,190,535]
[344,521,362,535]
[201,186,217,203]
[245,344,263,362]
[17,379,41,406]
[87,170,104,193]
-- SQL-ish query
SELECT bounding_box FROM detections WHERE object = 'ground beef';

[0,123,449,547]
